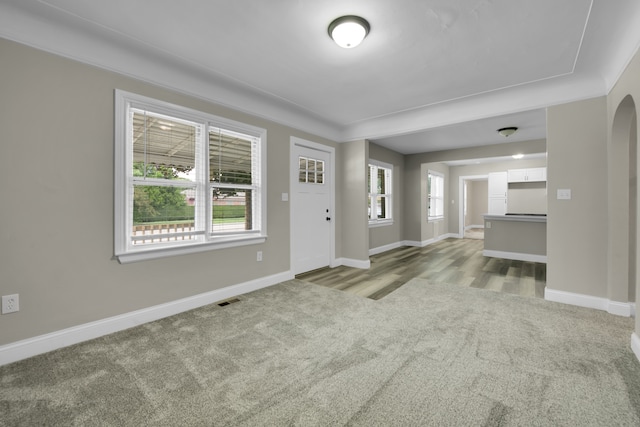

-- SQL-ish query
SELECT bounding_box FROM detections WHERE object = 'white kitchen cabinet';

[488,172,508,198]
[488,172,508,214]
[507,167,546,183]
[488,197,507,215]
[525,167,546,182]
[507,169,527,182]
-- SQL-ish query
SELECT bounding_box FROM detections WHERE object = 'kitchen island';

[483,214,547,263]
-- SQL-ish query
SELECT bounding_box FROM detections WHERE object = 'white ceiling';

[2,0,640,154]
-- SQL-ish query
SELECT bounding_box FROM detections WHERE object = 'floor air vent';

[217,298,240,307]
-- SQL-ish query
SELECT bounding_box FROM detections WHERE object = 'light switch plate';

[281,192,289,202]
[557,189,572,200]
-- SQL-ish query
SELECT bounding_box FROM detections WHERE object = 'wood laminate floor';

[295,237,546,300]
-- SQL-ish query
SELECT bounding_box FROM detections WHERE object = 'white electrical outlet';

[257,251,263,262]
[2,294,19,314]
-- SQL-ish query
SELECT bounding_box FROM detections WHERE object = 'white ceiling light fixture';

[497,127,518,137]
[512,153,524,159]
[328,15,370,49]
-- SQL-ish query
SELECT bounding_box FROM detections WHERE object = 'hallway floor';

[296,238,546,300]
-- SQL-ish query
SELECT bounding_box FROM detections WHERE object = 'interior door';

[292,144,332,274]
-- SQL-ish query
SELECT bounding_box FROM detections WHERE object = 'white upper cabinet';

[488,171,508,197]
[507,169,527,183]
[507,167,547,183]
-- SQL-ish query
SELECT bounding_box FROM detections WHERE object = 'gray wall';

[369,142,404,251]
[0,39,340,345]
[508,182,547,215]
[340,140,369,262]
[466,180,488,227]
[547,97,608,298]
[605,37,640,332]
[402,154,427,242]
[402,155,451,243]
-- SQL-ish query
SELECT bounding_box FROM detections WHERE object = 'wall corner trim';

[544,288,633,317]
[0,270,294,367]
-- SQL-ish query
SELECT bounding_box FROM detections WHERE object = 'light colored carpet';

[1,279,639,426]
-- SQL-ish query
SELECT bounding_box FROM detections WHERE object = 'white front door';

[291,142,333,274]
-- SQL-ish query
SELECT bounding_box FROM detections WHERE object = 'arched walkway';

[608,95,638,311]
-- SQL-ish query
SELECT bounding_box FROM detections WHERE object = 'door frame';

[290,137,336,274]
[458,174,488,237]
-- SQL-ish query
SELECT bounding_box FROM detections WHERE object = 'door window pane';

[298,156,325,184]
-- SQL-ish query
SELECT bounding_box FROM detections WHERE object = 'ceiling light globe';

[497,127,518,137]
[329,16,370,49]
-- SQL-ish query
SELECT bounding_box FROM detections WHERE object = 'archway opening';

[609,95,637,309]
[629,113,637,303]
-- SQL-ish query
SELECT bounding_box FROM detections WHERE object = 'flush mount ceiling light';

[328,15,370,48]
[512,153,524,159]
[497,127,518,137]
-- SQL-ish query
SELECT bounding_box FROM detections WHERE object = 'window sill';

[427,217,444,223]
[115,235,266,264]
[369,220,394,228]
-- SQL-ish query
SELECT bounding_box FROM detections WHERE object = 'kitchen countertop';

[483,214,547,223]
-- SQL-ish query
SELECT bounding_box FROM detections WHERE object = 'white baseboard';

[402,240,424,247]
[0,270,294,367]
[369,241,404,256]
[483,249,547,263]
[403,233,458,248]
[544,288,634,317]
[608,301,635,317]
[333,257,371,269]
[632,333,640,364]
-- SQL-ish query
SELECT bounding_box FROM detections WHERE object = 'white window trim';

[368,159,394,227]
[114,90,267,264]
[427,170,444,222]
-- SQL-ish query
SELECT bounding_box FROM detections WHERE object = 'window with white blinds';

[114,90,266,263]
[427,170,444,221]
[368,160,393,226]
[209,127,261,234]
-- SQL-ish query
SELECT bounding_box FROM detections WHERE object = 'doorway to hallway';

[460,175,488,240]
